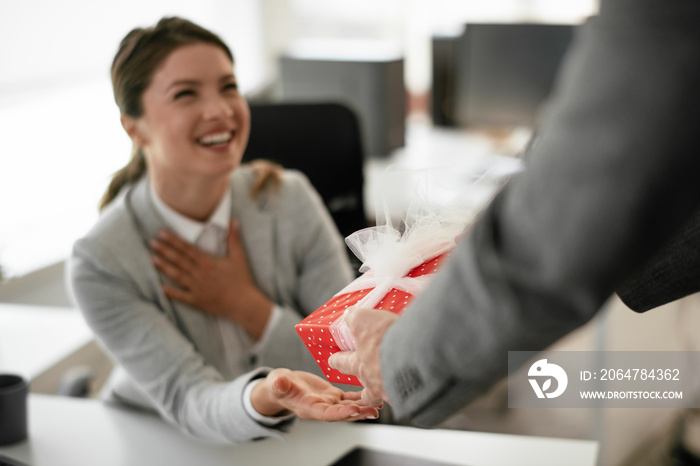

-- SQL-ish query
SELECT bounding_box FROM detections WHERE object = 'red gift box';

[295,252,450,386]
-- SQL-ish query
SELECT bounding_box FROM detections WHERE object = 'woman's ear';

[121,114,147,146]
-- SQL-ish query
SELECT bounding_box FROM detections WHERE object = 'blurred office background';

[0,0,595,281]
[8,2,700,465]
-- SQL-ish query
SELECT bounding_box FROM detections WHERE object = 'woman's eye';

[223,82,238,92]
[174,89,195,100]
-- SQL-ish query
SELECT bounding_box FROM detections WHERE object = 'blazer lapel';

[124,178,185,326]
[229,169,278,302]
[126,178,166,243]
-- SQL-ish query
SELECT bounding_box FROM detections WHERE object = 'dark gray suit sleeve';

[617,208,700,312]
[381,0,700,425]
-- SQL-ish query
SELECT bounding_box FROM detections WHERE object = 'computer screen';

[433,23,576,129]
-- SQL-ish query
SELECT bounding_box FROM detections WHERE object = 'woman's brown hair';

[98,17,234,210]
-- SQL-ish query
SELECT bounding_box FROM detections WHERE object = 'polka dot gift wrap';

[295,252,450,386]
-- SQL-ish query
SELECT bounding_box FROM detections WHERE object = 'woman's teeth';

[198,132,232,146]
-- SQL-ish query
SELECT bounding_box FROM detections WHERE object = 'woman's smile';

[131,42,251,182]
[197,130,234,147]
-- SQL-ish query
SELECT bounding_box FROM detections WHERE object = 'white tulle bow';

[329,162,521,352]
[329,208,470,351]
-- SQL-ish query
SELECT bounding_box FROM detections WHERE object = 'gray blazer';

[68,166,354,443]
[381,0,700,425]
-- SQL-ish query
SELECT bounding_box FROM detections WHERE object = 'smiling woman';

[119,42,250,220]
[68,17,378,445]
[0,1,271,283]
[99,18,244,216]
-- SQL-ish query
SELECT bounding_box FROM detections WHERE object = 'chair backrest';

[243,102,368,241]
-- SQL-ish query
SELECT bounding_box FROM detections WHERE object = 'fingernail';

[366,415,377,420]
[350,413,360,417]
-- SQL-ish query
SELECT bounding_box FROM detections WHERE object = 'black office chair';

[243,102,369,273]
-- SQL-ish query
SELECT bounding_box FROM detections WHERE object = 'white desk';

[0,304,93,381]
[0,395,598,466]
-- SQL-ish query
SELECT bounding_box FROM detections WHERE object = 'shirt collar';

[149,181,231,244]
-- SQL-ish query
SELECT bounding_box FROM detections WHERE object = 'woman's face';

[126,43,250,183]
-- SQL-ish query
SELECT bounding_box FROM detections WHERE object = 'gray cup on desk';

[0,374,28,446]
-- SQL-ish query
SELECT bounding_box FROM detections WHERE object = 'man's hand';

[150,220,272,340]
[251,369,380,422]
[328,308,398,407]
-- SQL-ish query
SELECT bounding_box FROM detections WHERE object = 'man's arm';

[380,0,700,425]
[617,208,700,312]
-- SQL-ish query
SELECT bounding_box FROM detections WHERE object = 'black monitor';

[433,22,576,129]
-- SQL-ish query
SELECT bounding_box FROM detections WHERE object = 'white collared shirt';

[149,182,287,425]
[149,181,231,255]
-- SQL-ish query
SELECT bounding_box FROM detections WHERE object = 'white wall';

[0,0,266,94]
[0,0,265,278]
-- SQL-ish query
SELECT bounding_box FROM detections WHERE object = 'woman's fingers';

[153,230,200,266]
[150,230,209,288]
[152,253,193,288]
[162,283,195,306]
[265,369,380,422]
[306,402,378,422]
[271,373,293,396]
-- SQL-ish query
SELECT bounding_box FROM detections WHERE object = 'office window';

[0,0,264,279]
